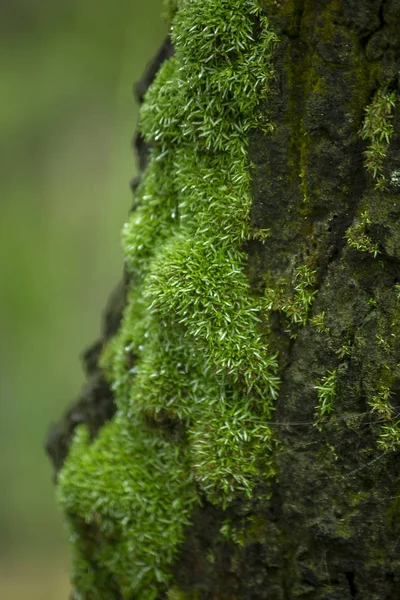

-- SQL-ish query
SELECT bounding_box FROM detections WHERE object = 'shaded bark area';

[46,2,400,598]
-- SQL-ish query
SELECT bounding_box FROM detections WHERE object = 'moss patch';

[360,88,398,189]
[58,0,280,597]
[313,368,337,430]
[345,209,381,257]
[59,422,197,598]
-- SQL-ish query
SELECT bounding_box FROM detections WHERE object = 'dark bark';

[47,2,400,598]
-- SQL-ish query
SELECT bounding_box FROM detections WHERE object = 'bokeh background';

[0,1,166,597]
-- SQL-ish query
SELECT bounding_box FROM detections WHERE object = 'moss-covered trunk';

[47,1,400,598]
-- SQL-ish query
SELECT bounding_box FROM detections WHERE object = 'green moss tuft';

[189,399,277,507]
[58,422,198,599]
[360,88,397,189]
[368,385,394,421]
[58,0,280,596]
[310,311,330,334]
[313,368,337,430]
[263,265,317,338]
[345,210,380,257]
[377,421,400,451]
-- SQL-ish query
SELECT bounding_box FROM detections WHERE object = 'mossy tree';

[47,0,400,598]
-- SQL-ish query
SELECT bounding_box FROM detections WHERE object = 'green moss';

[376,333,392,354]
[345,210,380,257]
[368,385,394,421]
[313,368,337,430]
[163,0,178,21]
[220,514,262,547]
[376,421,400,451]
[263,265,317,338]
[252,227,271,243]
[167,588,189,600]
[370,371,400,452]
[58,1,280,597]
[189,399,277,507]
[58,422,198,599]
[335,342,351,359]
[360,88,397,189]
[310,311,329,335]
[362,290,400,451]
[299,166,310,203]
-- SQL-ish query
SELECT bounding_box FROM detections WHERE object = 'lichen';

[57,0,280,597]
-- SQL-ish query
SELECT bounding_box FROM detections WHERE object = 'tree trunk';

[47,1,400,598]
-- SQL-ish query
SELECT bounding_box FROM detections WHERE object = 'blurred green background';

[0,1,165,597]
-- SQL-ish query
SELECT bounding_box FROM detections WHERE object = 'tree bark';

[47,1,400,599]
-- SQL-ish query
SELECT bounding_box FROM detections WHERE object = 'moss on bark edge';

[52,0,400,598]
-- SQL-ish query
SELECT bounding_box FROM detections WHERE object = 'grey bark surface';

[47,3,400,598]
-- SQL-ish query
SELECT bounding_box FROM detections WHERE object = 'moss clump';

[263,265,317,338]
[59,422,197,599]
[189,399,277,506]
[360,88,397,189]
[345,210,380,257]
[58,0,280,597]
[368,385,394,421]
[369,364,400,452]
[335,342,351,359]
[310,311,330,334]
[314,368,337,430]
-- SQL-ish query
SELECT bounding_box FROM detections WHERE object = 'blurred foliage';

[0,0,165,569]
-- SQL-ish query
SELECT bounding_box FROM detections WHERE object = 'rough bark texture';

[47,2,400,598]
